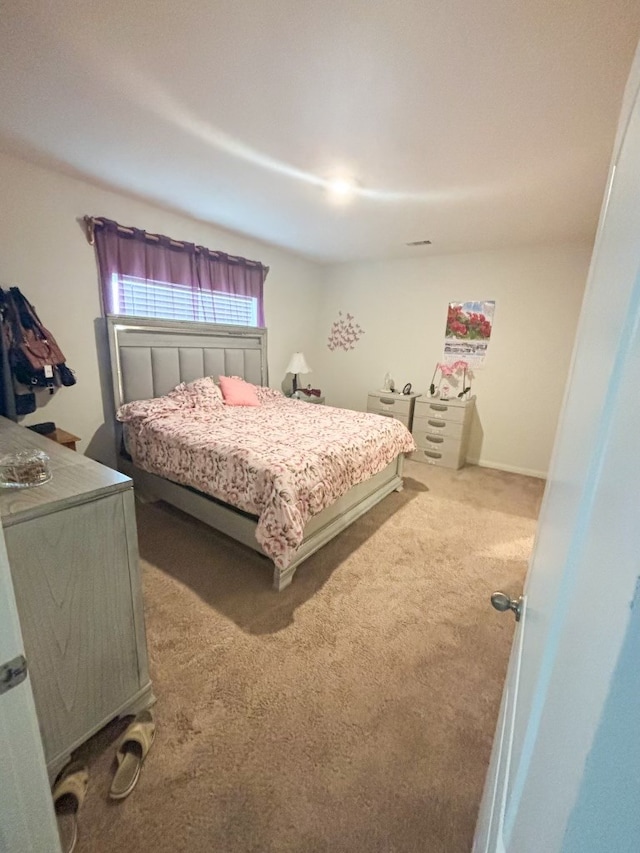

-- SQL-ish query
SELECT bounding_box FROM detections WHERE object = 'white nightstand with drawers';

[366,391,421,431]
[410,396,475,469]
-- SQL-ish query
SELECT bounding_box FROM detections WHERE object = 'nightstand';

[46,428,80,451]
[292,393,325,405]
[366,391,421,430]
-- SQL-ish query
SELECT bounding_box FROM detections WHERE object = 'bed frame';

[106,316,405,590]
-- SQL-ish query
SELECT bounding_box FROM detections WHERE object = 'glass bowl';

[0,449,52,488]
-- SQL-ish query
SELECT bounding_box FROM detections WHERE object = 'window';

[90,217,267,327]
[112,274,259,327]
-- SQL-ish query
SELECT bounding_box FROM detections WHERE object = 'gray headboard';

[106,315,268,408]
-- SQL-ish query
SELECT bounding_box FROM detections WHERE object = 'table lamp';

[286,352,312,395]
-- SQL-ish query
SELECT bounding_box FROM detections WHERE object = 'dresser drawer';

[412,430,462,453]
[414,399,467,424]
[410,444,462,468]
[367,394,413,416]
[372,410,410,428]
[412,415,464,441]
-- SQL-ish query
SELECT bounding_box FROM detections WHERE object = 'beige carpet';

[75,461,543,853]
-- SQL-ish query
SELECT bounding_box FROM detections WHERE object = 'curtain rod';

[83,216,268,270]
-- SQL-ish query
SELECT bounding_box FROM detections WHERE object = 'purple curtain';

[196,249,266,326]
[91,217,267,326]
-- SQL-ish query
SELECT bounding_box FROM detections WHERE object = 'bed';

[107,316,415,590]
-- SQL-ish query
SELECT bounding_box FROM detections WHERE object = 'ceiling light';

[325,176,359,202]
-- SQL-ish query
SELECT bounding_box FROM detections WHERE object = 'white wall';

[0,149,592,477]
[0,151,323,463]
[313,245,591,477]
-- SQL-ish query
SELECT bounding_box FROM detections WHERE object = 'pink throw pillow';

[219,375,261,406]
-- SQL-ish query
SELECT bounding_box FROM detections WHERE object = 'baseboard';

[470,459,547,480]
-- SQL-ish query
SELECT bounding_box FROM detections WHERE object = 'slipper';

[109,710,156,800]
[52,763,89,853]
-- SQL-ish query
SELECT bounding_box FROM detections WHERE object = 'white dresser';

[0,418,154,780]
[366,391,421,430]
[410,396,475,469]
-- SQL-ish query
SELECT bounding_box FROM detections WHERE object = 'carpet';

[75,461,544,853]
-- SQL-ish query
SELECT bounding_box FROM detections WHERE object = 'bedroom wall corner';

[311,244,592,477]
[0,150,324,465]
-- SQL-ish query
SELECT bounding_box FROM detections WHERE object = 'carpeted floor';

[75,461,544,853]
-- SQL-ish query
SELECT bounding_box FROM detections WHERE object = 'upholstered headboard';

[106,315,268,409]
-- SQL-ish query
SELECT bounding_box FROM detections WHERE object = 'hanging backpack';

[6,288,76,392]
[0,292,35,416]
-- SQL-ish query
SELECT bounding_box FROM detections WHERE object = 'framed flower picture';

[442,300,495,368]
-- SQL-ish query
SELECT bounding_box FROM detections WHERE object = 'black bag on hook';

[15,391,36,415]
[5,287,76,393]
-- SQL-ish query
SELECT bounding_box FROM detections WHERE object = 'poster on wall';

[442,301,495,368]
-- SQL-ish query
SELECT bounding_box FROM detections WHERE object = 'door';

[474,43,640,853]
[0,523,61,853]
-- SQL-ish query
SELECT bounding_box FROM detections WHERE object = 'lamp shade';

[286,352,312,375]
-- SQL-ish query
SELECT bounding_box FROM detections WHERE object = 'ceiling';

[1,1,639,263]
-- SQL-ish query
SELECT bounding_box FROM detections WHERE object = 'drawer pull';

[426,435,444,444]
[379,397,396,406]
[429,403,449,412]
[379,412,394,417]
[428,418,446,428]
[424,450,442,459]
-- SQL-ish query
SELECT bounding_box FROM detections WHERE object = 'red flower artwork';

[446,304,492,340]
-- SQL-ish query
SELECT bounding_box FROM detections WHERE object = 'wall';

[0,149,592,477]
[0,150,323,463]
[313,245,592,477]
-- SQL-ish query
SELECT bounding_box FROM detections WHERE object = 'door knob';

[491,591,523,622]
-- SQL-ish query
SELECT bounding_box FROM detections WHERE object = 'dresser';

[410,396,475,469]
[366,391,421,430]
[0,418,154,781]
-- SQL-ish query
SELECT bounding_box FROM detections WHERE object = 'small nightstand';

[366,391,421,430]
[292,393,325,405]
[46,428,80,451]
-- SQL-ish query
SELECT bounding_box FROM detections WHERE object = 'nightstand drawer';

[412,431,462,453]
[409,444,462,468]
[412,416,464,440]
[372,411,410,428]
[414,399,467,423]
[367,394,413,416]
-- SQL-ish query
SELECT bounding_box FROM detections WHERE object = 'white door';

[474,44,640,853]
[0,524,61,853]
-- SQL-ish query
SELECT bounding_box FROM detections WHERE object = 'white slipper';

[52,763,89,853]
[109,711,156,800]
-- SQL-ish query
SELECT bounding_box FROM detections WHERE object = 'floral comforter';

[117,379,416,570]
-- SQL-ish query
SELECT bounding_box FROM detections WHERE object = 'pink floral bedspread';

[118,381,415,570]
